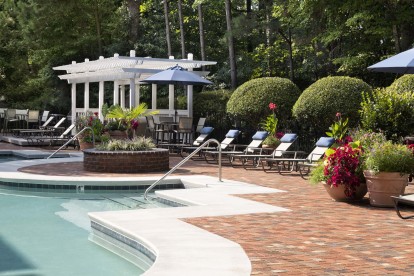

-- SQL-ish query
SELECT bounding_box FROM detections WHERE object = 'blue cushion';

[200,126,214,135]
[226,129,240,138]
[252,131,268,140]
[280,133,297,143]
[316,137,335,147]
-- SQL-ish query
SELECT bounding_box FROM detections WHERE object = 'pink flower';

[269,102,277,110]
[336,112,341,118]
[276,131,284,139]
[131,119,139,130]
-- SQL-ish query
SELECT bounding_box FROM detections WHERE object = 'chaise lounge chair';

[12,116,55,136]
[261,137,335,174]
[18,117,66,137]
[180,129,241,159]
[204,131,268,165]
[231,133,298,169]
[158,126,214,153]
[392,195,414,219]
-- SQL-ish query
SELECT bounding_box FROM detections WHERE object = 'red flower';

[336,112,341,117]
[276,131,284,139]
[131,119,139,130]
[269,102,277,110]
[94,112,99,117]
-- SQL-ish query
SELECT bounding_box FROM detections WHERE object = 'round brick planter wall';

[83,148,169,173]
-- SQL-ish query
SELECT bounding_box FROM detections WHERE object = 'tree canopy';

[0,0,413,112]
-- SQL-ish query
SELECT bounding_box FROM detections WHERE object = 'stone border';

[83,148,169,173]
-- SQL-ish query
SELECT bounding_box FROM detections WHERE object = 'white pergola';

[53,50,216,122]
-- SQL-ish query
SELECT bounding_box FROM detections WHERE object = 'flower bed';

[83,148,169,173]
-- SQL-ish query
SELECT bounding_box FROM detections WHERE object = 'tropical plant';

[96,136,156,151]
[106,103,159,136]
[260,102,278,137]
[326,113,349,143]
[365,141,414,175]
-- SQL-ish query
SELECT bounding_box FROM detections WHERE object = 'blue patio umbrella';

[368,48,414,74]
[141,65,213,85]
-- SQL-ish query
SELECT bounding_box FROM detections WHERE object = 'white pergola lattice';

[53,51,216,122]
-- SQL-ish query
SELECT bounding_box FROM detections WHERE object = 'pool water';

[0,190,164,275]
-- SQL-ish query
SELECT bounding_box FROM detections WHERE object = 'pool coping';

[0,153,290,276]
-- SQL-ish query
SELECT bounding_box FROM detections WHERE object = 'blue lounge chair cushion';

[200,126,214,134]
[252,131,268,140]
[316,137,335,147]
[226,129,240,138]
[280,133,297,143]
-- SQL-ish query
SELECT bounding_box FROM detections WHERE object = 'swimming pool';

[0,189,167,275]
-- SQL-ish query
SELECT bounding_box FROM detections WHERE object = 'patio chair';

[392,195,414,219]
[28,124,76,148]
[3,109,19,133]
[195,117,206,135]
[18,117,66,137]
[158,126,214,153]
[25,110,40,129]
[173,117,193,144]
[180,129,241,159]
[261,137,335,174]
[231,133,298,169]
[204,131,268,165]
[12,116,55,136]
[40,110,50,124]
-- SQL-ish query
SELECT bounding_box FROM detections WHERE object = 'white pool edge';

[0,155,290,276]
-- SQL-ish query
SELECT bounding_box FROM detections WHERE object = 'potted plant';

[363,141,414,207]
[75,111,108,150]
[260,102,280,148]
[104,119,128,139]
[106,103,159,139]
[310,141,367,201]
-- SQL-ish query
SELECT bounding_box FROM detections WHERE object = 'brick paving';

[3,142,414,275]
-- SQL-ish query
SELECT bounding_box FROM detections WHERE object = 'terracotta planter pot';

[108,130,128,140]
[79,141,95,151]
[363,170,408,207]
[322,182,367,202]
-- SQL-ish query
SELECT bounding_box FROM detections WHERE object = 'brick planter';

[83,148,169,173]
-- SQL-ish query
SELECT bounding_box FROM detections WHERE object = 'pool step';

[100,195,170,209]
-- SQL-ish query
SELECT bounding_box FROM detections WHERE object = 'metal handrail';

[46,127,95,159]
[144,138,222,200]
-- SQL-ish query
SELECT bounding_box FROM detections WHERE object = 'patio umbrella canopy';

[368,48,414,74]
[141,65,213,85]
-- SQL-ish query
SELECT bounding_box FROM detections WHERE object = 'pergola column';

[187,53,194,118]
[135,84,140,107]
[71,83,76,125]
[84,82,90,112]
[98,81,104,121]
[113,81,119,105]
[169,84,174,116]
[120,85,125,108]
[129,79,136,108]
[152,84,157,109]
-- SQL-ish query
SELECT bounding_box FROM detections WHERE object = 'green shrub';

[194,89,233,130]
[388,75,414,94]
[226,77,301,129]
[365,141,414,174]
[292,76,372,132]
[360,88,414,140]
[96,136,156,151]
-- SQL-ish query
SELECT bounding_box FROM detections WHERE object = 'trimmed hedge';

[292,76,372,131]
[388,75,414,94]
[226,77,301,129]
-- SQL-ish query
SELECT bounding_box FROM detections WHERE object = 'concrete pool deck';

[2,142,414,275]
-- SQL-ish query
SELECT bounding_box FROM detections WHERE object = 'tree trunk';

[164,0,172,56]
[93,0,103,55]
[126,0,141,44]
[178,0,185,58]
[225,0,237,89]
[198,4,206,69]
[246,0,253,52]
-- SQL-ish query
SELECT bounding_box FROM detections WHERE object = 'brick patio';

[3,142,414,275]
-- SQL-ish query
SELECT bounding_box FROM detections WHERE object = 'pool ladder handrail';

[144,138,222,200]
[46,127,95,159]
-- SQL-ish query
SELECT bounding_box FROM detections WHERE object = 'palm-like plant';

[106,103,159,134]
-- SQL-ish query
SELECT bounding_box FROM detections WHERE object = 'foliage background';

[1,0,414,113]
